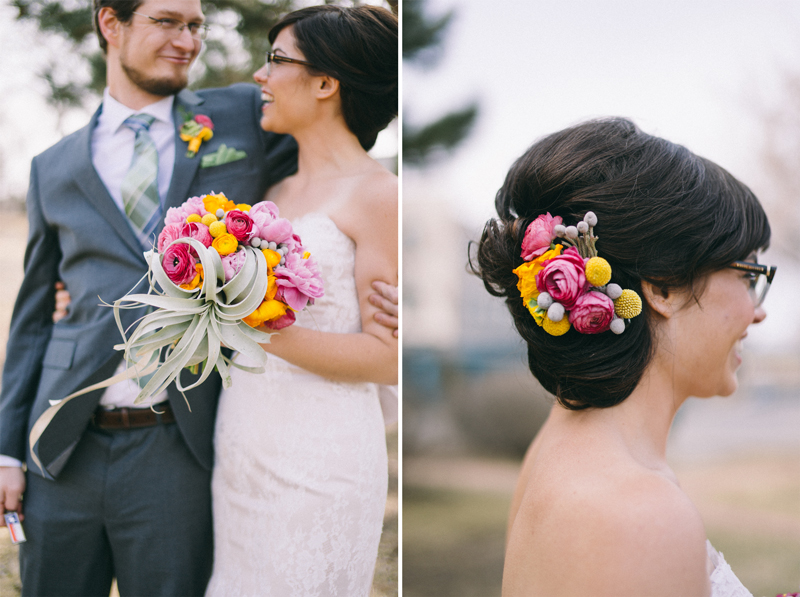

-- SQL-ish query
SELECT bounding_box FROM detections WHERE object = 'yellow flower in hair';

[514,261,541,300]
[585,257,612,287]
[524,297,545,326]
[614,289,643,319]
[514,244,564,300]
[543,315,570,336]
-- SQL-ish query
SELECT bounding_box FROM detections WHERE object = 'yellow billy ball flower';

[186,214,202,224]
[543,315,570,336]
[208,221,227,238]
[614,289,643,319]
[212,233,238,256]
[585,256,612,287]
[201,213,217,227]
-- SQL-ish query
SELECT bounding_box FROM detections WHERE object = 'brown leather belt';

[92,403,175,430]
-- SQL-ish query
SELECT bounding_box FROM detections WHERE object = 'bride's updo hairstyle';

[473,118,770,410]
[268,5,398,151]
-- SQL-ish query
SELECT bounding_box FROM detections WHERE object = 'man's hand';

[369,281,398,338]
[0,467,25,524]
[53,281,71,323]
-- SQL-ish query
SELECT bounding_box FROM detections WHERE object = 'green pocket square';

[200,144,248,168]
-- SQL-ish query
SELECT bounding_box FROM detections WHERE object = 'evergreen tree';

[403,0,478,166]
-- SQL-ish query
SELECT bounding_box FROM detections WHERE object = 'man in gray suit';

[0,0,395,594]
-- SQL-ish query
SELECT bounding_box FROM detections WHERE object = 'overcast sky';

[404,0,800,351]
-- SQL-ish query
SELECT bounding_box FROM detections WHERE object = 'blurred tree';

[13,0,395,115]
[403,0,478,166]
[760,71,800,260]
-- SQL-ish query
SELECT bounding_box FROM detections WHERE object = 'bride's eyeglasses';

[131,12,210,41]
[265,51,315,76]
[728,261,776,307]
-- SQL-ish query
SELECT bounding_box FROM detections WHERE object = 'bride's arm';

[259,172,398,385]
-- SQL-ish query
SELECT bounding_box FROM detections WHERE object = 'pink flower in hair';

[569,291,614,334]
[535,246,588,310]
[521,212,563,260]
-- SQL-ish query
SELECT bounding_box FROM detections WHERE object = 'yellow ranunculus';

[236,203,252,212]
[203,193,236,214]
[262,249,281,269]
[179,264,204,290]
[265,274,278,300]
[242,298,288,328]
[212,233,238,256]
[513,261,541,300]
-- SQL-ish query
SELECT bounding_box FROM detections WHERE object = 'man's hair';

[93,0,144,54]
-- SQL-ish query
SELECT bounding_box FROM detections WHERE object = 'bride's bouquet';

[113,192,324,406]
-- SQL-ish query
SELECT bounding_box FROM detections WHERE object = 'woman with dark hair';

[204,5,397,596]
[473,118,771,595]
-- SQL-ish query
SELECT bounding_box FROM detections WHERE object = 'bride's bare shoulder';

[504,458,710,596]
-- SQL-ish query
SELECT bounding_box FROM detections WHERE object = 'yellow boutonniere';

[180,114,214,158]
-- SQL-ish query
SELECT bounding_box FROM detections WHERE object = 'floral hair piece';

[512,211,642,336]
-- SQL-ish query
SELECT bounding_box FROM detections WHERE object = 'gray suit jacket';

[0,83,296,479]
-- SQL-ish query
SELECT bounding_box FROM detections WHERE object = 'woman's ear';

[641,280,674,319]
[315,75,340,100]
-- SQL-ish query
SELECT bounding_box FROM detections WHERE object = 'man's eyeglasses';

[728,261,776,307]
[132,12,209,41]
[265,51,315,76]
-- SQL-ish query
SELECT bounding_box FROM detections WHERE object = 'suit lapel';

[73,106,145,260]
[164,89,206,214]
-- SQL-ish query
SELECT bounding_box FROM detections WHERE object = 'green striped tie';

[121,114,162,250]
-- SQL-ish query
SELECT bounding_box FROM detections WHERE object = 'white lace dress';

[708,541,753,597]
[205,213,388,597]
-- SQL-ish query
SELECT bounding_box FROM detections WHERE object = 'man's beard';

[122,62,188,97]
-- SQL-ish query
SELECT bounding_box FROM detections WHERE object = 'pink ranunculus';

[180,221,213,249]
[249,201,293,244]
[521,212,563,260]
[225,209,255,242]
[535,246,588,310]
[221,248,247,283]
[194,114,214,130]
[569,290,615,334]
[274,253,324,311]
[164,195,208,226]
[262,310,296,330]
[161,243,197,285]
[157,223,184,253]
